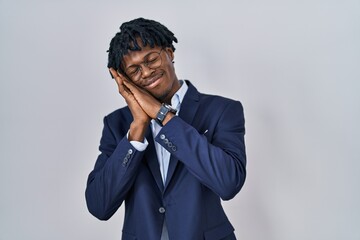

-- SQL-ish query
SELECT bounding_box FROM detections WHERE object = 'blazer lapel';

[164,80,200,190]
[144,127,164,192]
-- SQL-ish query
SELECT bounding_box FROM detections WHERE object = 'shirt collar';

[171,80,188,113]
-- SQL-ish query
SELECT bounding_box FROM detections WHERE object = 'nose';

[140,64,155,78]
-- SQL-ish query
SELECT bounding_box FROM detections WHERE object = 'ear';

[165,47,174,61]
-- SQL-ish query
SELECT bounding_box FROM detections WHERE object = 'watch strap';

[155,103,176,126]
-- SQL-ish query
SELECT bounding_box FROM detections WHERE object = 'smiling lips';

[143,73,164,89]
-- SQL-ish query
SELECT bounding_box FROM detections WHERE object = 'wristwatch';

[155,103,177,126]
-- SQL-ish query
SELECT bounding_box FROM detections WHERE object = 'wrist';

[162,112,175,126]
[129,121,149,141]
[155,103,177,126]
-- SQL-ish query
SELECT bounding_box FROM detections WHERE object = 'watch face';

[156,103,177,126]
[156,105,168,122]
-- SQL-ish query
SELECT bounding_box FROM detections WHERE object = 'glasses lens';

[125,66,139,77]
[146,52,162,69]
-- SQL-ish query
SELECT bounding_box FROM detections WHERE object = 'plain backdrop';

[1,0,359,239]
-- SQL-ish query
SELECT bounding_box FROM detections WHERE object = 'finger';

[109,68,128,96]
[122,79,143,95]
[118,84,136,104]
[122,78,149,94]
[118,80,132,96]
[109,68,125,86]
[117,81,125,93]
[109,68,121,85]
[109,68,119,79]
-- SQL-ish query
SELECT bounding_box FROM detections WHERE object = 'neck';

[161,77,181,104]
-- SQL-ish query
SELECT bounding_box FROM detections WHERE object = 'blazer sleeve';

[155,100,246,200]
[85,116,145,220]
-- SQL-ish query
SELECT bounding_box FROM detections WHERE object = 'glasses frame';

[119,48,164,82]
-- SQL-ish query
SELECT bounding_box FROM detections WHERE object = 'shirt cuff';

[126,130,148,151]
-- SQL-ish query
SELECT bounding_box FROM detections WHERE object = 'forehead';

[122,43,161,68]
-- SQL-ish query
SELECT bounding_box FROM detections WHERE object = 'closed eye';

[127,66,140,75]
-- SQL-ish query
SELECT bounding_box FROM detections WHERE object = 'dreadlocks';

[107,18,178,73]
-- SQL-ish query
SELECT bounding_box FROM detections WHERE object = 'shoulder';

[185,80,242,107]
[200,93,240,106]
[198,94,244,121]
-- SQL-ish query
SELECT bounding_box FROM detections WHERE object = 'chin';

[154,83,173,102]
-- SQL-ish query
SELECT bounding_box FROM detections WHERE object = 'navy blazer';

[86,81,246,240]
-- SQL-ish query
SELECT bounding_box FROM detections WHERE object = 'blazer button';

[159,207,166,214]
[122,158,128,167]
[160,134,165,140]
[128,149,133,154]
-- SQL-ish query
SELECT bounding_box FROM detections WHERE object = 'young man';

[85,18,247,240]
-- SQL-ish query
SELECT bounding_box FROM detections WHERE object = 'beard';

[152,80,173,103]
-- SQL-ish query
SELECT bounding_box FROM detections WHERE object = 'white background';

[1,0,359,239]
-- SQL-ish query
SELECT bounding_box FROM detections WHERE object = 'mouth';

[143,73,164,89]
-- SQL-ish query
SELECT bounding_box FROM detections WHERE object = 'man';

[85,18,246,240]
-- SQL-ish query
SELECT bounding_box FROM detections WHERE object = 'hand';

[109,68,150,141]
[121,79,162,119]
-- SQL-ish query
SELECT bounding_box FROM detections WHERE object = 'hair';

[107,17,178,73]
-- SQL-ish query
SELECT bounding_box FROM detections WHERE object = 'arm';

[85,69,151,220]
[85,116,146,220]
[156,101,246,200]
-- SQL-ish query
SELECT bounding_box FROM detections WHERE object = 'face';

[121,44,180,102]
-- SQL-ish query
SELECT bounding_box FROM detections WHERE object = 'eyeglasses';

[121,49,164,82]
